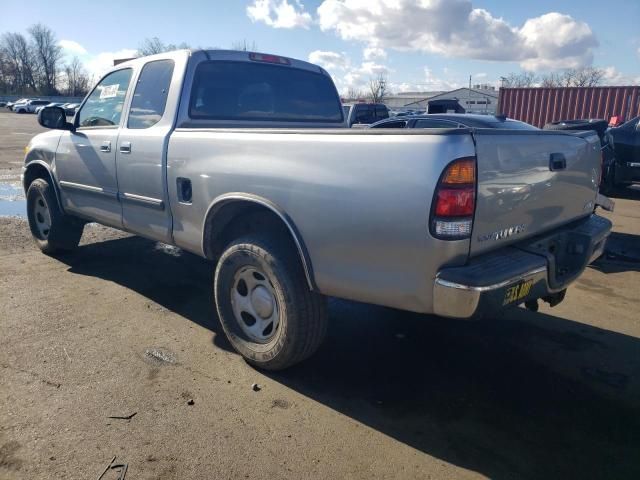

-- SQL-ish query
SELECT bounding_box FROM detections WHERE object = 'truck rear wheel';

[26,178,84,254]
[214,233,328,370]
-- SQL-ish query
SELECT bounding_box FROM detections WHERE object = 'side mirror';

[38,106,74,131]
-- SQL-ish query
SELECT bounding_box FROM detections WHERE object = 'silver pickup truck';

[24,49,611,370]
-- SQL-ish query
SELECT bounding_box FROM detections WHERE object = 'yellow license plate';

[503,279,534,305]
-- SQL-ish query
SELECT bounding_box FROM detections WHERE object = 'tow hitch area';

[595,193,615,212]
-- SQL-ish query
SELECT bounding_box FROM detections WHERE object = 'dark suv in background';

[343,103,389,127]
[607,116,640,189]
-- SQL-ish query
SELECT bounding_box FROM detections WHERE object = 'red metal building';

[498,86,640,128]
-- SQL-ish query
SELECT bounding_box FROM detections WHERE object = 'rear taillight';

[430,157,476,239]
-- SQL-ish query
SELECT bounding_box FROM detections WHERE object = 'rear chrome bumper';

[433,215,611,319]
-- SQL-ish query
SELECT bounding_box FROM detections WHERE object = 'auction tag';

[100,84,119,99]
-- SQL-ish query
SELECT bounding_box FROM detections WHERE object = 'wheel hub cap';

[251,286,274,319]
[32,193,51,239]
[231,266,280,343]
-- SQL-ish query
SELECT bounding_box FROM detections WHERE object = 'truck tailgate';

[471,130,601,256]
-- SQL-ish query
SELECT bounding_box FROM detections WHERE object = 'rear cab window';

[128,59,175,129]
[189,61,343,123]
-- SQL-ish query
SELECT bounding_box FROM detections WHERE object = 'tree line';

[0,26,263,98]
[0,24,91,96]
[500,67,607,88]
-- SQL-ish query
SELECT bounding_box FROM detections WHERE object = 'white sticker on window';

[100,84,119,99]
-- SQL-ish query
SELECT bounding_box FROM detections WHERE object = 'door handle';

[120,142,131,154]
[549,153,567,171]
[100,141,111,153]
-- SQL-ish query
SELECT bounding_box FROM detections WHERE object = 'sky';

[2,0,639,94]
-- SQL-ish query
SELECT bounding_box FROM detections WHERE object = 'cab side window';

[374,120,407,128]
[78,69,133,128]
[414,119,460,128]
[128,60,175,129]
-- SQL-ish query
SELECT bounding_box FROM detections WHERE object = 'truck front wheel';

[214,233,328,370]
[26,178,84,254]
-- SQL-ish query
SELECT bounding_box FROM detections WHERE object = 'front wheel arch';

[23,162,64,213]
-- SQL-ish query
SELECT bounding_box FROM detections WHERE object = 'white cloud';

[57,40,137,81]
[360,61,390,76]
[316,0,598,71]
[308,50,350,70]
[363,46,386,60]
[518,13,597,70]
[601,66,640,86]
[247,0,312,29]
[422,67,461,91]
[84,49,138,78]
[308,49,393,94]
[59,39,87,55]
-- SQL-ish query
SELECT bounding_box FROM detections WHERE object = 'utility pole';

[469,75,472,89]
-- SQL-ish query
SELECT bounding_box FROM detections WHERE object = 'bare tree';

[368,74,388,103]
[1,32,37,93]
[501,72,537,88]
[231,39,258,51]
[572,67,605,87]
[137,37,190,56]
[539,72,563,88]
[538,67,605,88]
[28,23,63,94]
[62,56,90,96]
[345,86,365,101]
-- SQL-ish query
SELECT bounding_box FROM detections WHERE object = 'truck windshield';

[189,61,344,123]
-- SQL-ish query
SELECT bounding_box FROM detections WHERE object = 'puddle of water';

[0,182,26,218]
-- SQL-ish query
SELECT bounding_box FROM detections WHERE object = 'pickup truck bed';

[22,49,612,370]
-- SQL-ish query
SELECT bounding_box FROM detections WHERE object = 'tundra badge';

[478,224,526,242]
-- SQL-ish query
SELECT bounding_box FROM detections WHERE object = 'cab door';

[116,59,176,243]
[55,68,133,227]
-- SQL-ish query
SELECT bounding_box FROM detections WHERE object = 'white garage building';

[384,86,498,114]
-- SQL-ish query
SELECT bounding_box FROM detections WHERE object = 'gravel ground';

[1,111,640,480]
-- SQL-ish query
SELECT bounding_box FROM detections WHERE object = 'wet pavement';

[0,182,26,217]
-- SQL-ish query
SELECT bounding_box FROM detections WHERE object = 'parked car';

[27,49,611,370]
[606,116,640,188]
[62,103,80,116]
[35,102,65,114]
[370,113,538,130]
[343,102,389,127]
[13,99,52,113]
[542,119,616,193]
[0,101,6,108]
[6,98,30,110]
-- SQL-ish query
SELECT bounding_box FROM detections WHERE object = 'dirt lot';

[1,111,640,479]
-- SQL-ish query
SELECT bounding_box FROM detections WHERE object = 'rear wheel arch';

[202,195,316,291]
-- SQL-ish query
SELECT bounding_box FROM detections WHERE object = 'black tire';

[26,178,84,254]
[214,233,328,370]
[599,163,618,195]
